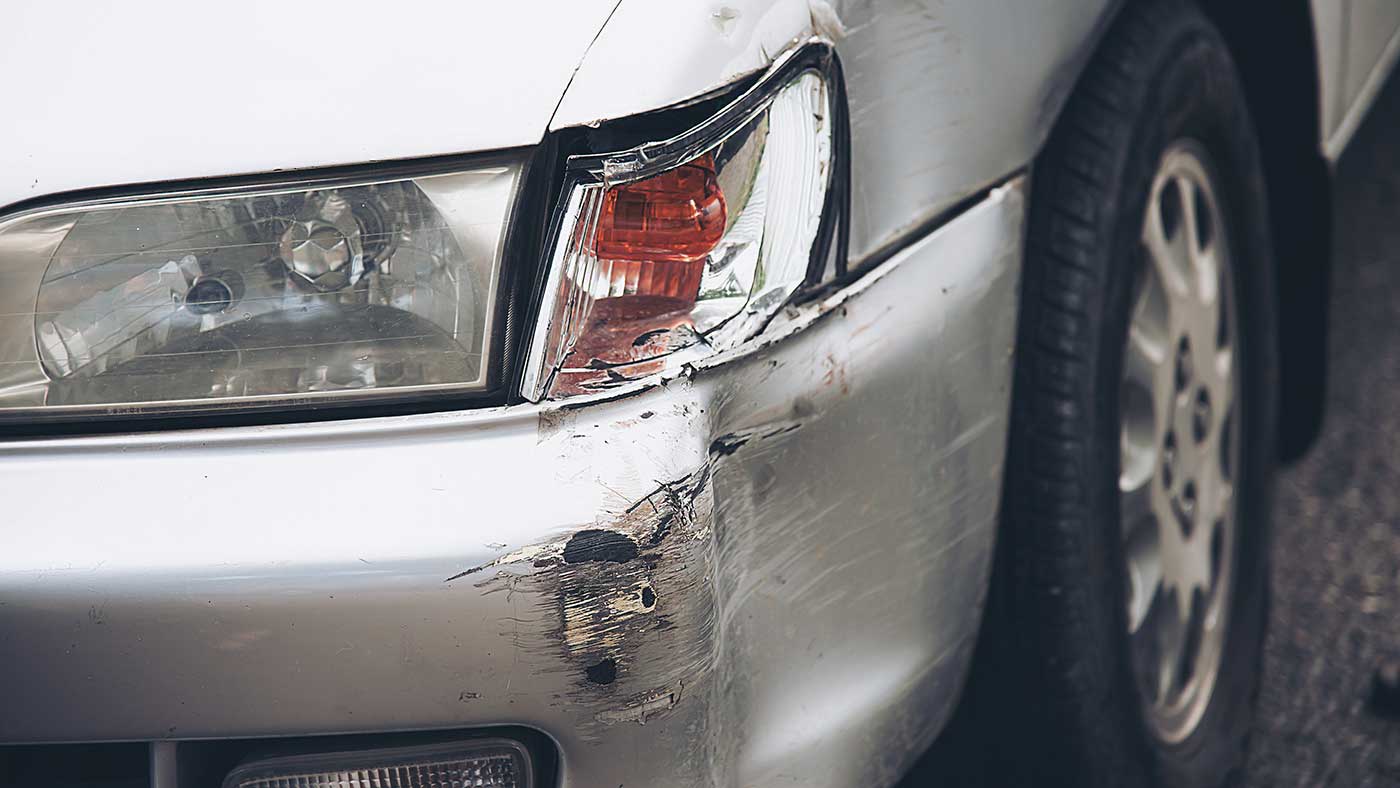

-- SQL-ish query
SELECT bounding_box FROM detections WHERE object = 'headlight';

[522,40,846,400]
[0,158,521,421]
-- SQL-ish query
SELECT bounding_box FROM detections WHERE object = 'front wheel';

[993,1,1277,786]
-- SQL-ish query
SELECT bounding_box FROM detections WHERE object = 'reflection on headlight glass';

[0,162,521,418]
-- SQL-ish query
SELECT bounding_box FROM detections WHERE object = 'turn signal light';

[524,51,838,400]
[592,153,726,302]
[596,153,726,261]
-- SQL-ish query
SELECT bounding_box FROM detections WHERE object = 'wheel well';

[1198,0,1333,462]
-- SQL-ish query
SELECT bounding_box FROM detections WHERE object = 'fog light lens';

[222,740,532,788]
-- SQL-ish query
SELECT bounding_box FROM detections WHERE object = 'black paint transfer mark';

[709,433,749,457]
[640,410,655,419]
[442,564,484,583]
[759,423,802,440]
[578,369,635,390]
[562,529,640,565]
[586,657,618,685]
[632,328,670,347]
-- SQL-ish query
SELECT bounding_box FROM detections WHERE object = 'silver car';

[1,1,1394,786]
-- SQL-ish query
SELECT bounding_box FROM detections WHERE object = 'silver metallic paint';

[0,180,1025,787]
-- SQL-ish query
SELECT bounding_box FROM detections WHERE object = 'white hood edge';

[0,0,620,209]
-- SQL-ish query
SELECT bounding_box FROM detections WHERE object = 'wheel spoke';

[1155,597,1189,702]
[1143,185,1192,300]
[1196,245,1222,310]
[1121,476,1154,529]
[1212,348,1235,414]
[1181,177,1223,308]
[1126,322,1167,393]
[1125,512,1163,634]
[1180,523,1214,598]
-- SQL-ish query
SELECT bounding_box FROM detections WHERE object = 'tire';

[990,2,1278,786]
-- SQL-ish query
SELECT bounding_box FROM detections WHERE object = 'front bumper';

[0,179,1026,788]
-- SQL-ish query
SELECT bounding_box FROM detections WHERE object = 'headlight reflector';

[0,159,521,420]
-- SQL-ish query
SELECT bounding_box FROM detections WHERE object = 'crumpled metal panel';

[0,179,1026,788]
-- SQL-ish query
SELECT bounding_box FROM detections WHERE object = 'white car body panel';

[1312,0,1400,159]
[0,0,618,208]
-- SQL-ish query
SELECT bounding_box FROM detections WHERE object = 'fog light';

[222,740,532,788]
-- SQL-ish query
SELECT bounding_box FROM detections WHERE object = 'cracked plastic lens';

[532,71,834,399]
[0,162,521,419]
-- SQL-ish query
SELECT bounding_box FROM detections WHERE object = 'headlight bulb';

[278,192,366,292]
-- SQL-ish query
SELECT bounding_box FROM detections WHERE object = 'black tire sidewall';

[999,3,1279,787]
[1098,25,1277,787]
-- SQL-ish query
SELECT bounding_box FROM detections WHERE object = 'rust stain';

[821,353,849,396]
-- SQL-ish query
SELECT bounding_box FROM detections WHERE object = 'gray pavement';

[1243,66,1400,788]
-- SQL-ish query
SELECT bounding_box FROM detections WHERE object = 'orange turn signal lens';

[592,153,726,302]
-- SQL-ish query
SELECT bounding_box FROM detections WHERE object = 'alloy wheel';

[1119,140,1241,744]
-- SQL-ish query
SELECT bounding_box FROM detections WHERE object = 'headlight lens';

[524,59,839,400]
[0,159,521,420]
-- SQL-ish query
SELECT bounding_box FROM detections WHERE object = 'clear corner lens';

[534,70,833,399]
[0,161,521,418]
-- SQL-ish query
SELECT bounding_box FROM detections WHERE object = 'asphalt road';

[1242,66,1400,788]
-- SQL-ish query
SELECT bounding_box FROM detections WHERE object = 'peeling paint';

[708,418,805,458]
[596,682,684,725]
[562,529,640,565]
[443,542,560,583]
[712,6,741,36]
[455,461,718,740]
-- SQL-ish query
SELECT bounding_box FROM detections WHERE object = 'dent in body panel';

[455,458,717,746]
[711,183,1022,787]
[469,180,1026,785]
[0,179,1025,788]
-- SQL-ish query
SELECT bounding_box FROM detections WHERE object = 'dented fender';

[0,179,1026,787]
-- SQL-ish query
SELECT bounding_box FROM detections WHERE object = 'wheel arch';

[1198,0,1333,462]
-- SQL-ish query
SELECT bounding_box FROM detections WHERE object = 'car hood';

[0,0,620,210]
